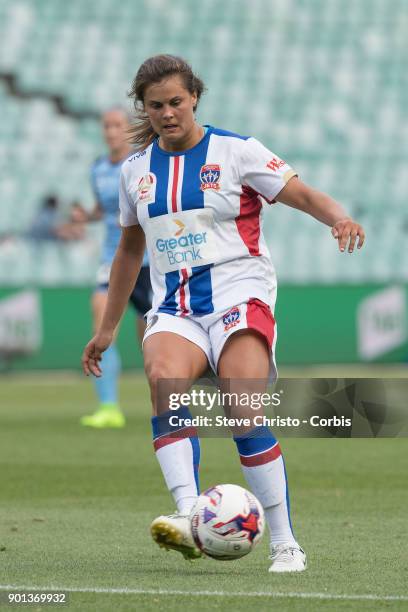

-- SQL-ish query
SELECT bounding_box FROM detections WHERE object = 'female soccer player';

[78,108,151,428]
[82,55,365,571]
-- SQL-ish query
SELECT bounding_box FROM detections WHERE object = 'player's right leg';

[80,289,125,428]
[144,318,209,560]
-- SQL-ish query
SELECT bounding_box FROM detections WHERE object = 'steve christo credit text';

[167,391,352,429]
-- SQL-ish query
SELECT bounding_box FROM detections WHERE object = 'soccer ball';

[190,484,265,560]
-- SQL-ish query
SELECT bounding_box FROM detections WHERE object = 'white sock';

[241,458,297,547]
[265,500,297,547]
[155,439,198,514]
[234,428,297,548]
[171,486,198,515]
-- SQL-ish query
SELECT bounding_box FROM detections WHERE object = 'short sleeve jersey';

[119,126,296,316]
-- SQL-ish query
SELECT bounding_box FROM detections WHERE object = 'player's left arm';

[276,176,365,252]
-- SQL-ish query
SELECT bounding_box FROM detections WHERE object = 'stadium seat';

[0,0,405,283]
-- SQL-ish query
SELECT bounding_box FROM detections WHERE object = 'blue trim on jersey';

[233,426,277,455]
[148,142,176,312]
[210,126,249,140]
[152,126,213,157]
[181,129,209,211]
[158,271,179,314]
[148,143,169,218]
[188,264,214,314]
[181,129,214,314]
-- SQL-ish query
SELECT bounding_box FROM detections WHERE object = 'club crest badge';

[137,172,156,204]
[200,164,221,191]
[223,306,241,331]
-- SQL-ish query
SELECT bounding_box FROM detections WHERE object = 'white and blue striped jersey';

[119,126,296,317]
[91,154,149,267]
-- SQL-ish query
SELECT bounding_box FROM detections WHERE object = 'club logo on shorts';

[223,306,241,331]
[145,314,158,332]
[137,172,156,204]
[200,164,221,191]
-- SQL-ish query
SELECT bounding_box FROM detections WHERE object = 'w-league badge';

[137,172,156,204]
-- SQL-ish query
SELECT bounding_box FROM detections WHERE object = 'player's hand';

[81,331,113,377]
[70,204,88,223]
[331,218,365,253]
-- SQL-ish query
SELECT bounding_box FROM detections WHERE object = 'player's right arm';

[81,224,145,377]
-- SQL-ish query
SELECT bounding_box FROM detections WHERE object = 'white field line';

[0,585,407,602]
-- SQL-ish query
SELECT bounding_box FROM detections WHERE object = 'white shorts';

[143,298,277,378]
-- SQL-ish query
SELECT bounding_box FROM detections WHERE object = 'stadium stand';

[0,0,406,284]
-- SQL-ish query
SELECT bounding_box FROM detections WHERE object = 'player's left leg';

[214,301,306,573]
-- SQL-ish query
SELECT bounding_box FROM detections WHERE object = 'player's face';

[102,110,129,153]
[143,75,198,150]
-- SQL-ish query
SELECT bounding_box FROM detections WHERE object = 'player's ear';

[191,91,198,111]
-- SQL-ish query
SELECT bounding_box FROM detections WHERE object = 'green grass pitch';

[0,373,407,611]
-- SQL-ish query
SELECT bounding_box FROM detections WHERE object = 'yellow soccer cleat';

[150,514,203,560]
[80,407,125,428]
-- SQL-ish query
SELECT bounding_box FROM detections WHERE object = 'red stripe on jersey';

[179,268,189,317]
[236,185,262,256]
[246,298,275,350]
[153,426,198,451]
[172,156,180,212]
[239,442,282,467]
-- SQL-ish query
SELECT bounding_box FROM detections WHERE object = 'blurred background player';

[27,195,85,242]
[75,108,151,428]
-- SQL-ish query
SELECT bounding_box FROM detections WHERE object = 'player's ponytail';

[127,54,205,150]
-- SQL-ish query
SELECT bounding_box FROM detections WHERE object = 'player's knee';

[146,358,193,413]
[145,358,176,389]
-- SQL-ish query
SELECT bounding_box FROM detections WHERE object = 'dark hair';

[44,195,58,210]
[128,54,205,150]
